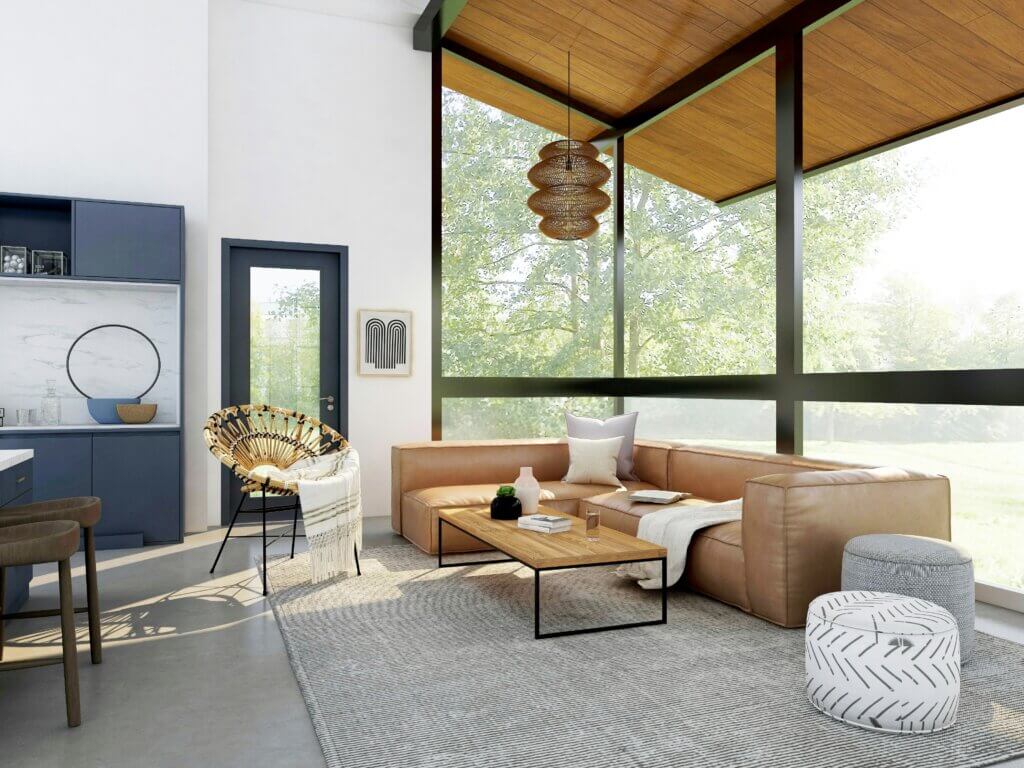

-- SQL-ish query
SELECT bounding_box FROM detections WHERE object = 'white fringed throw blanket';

[264,448,362,584]
[616,498,742,590]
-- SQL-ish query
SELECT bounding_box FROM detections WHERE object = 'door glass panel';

[249,267,320,416]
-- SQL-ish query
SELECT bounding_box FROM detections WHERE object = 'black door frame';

[220,238,349,525]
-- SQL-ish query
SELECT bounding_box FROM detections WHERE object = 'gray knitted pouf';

[842,534,975,663]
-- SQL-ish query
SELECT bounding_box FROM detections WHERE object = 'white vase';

[514,466,541,516]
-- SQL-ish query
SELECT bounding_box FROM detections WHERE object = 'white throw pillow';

[563,436,624,487]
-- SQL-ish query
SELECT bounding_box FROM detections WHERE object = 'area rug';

[265,544,1024,768]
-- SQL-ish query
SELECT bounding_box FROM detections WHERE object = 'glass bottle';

[40,378,61,426]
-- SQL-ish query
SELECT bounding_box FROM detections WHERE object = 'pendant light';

[527,52,610,240]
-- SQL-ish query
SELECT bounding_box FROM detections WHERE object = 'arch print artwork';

[358,309,412,376]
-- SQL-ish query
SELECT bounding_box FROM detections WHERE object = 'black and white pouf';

[806,591,961,734]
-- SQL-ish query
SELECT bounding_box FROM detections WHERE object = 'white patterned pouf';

[806,591,960,734]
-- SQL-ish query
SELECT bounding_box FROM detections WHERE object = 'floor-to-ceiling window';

[436,32,1024,594]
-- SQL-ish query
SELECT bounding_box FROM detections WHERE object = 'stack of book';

[517,514,572,534]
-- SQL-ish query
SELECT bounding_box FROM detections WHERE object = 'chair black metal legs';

[290,506,299,559]
[209,494,244,575]
[209,491,363,594]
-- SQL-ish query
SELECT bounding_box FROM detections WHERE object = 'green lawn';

[804,441,1024,591]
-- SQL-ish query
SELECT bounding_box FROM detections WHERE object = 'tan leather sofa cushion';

[582,489,715,518]
[666,444,864,501]
[580,492,750,611]
[685,522,750,612]
[391,439,671,534]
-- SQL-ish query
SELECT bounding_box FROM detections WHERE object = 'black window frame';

[424,3,1024,448]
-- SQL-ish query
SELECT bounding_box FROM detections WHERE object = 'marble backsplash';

[0,279,180,426]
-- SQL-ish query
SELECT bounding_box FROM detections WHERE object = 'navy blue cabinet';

[1,458,33,615]
[92,433,180,544]
[0,435,91,502]
[74,201,182,281]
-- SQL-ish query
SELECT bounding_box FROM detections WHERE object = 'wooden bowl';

[116,403,158,424]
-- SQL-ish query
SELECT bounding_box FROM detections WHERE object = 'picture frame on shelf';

[357,309,412,376]
[1,245,28,274]
[31,250,67,276]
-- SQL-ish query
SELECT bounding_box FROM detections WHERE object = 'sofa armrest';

[741,467,951,628]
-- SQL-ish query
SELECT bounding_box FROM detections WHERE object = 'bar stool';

[0,520,82,727]
[0,497,102,664]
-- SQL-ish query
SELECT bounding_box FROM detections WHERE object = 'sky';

[854,103,1024,311]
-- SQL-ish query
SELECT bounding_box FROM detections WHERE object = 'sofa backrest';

[665,444,869,501]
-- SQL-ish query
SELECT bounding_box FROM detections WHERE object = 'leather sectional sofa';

[391,439,951,628]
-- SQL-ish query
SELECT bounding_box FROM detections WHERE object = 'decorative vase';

[490,485,522,520]
[514,467,541,516]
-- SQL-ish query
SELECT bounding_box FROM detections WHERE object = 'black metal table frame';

[437,516,667,640]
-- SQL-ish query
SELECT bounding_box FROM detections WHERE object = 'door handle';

[319,395,335,412]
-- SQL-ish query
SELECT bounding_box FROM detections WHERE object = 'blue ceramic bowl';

[87,397,140,424]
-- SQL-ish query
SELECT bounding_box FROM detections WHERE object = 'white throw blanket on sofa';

[615,498,742,590]
[263,448,362,584]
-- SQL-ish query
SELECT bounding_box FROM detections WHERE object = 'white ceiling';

[241,0,431,28]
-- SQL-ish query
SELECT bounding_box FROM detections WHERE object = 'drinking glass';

[585,509,600,541]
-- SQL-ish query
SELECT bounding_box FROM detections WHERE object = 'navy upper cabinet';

[74,201,182,281]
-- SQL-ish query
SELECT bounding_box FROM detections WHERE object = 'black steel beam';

[612,136,625,413]
[437,375,777,400]
[775,31,804,454]
[431,15,444,440]
[414,0,467,52]
[441,39,618,128]
[591,0,859,142]
[797,370,1024,406]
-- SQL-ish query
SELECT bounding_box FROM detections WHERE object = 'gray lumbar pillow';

[565,411,638,480]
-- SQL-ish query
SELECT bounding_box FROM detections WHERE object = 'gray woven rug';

[266,544,1024,768]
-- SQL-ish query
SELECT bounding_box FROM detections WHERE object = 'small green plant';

[496,485,516,497]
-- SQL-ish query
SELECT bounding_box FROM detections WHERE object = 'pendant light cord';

[566,49,571,170]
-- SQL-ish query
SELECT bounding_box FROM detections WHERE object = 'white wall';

[0,0,211,533]
[208,0,431,525]
[1,0,431,529]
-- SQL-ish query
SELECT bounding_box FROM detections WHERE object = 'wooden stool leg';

[58,558,81,727]
[0,565,6,661]
[85,527,102,664]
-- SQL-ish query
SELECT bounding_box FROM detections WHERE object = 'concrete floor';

[1,519,1023,767]
[0,516,401,768]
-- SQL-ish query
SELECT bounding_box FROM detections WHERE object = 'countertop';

[0,449,33,472]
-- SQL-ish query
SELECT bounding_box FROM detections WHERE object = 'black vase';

[490,495,522,520]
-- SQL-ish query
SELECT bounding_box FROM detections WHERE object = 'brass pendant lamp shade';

[527,54,610,241]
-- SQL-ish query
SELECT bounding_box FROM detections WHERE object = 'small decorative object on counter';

[0,407,5,427]
[490,485,522,520]
[115,403,158,424]
[513,466,541,515]
[39,378,61,426]
[1,245,28,274]
[16,408,33,426]
[31,250,66,276]
[66,323,162,424]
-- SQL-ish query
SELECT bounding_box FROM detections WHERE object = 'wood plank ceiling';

[442,0,1024,203]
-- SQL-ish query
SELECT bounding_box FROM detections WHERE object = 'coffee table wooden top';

[438,506,666,570]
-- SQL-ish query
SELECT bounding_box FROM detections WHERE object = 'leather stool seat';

[0,521,80,568]
[0,497,102,530]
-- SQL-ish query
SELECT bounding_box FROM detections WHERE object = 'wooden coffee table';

[437,506,668,639]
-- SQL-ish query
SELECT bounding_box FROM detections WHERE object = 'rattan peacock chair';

[204,404,356,594]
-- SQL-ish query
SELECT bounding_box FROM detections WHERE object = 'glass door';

[225,242,346,522]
